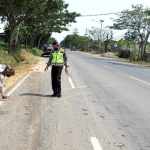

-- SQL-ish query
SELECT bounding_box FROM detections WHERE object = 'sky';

[0,0,150,43]
[52,0,150,43]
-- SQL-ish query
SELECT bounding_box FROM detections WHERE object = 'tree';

[103,30,113,52]
[124,30,140,41]
[0,0,42,53]
[0,0,80,53]
[61,34,89,51]
[88,27,113,52]
[109,4,150,60]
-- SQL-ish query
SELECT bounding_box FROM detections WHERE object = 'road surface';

[0,50,150,150]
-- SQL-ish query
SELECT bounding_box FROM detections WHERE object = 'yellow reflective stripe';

[51,51,64,64]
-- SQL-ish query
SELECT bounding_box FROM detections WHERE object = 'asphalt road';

[0,50,150,150]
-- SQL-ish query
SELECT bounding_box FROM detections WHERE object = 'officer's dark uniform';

[47,47,68,97]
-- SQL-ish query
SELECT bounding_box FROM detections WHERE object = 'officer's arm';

[47,52,52,67]
[63,52,68,68]
[44,52,52,71]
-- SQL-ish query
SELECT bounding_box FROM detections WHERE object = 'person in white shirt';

[0,64,15,99]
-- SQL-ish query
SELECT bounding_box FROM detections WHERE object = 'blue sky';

[0,0,150,43]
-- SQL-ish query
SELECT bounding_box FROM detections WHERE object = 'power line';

[79,7,150,17]
[80,12,120,17]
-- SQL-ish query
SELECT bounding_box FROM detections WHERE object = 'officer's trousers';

[51,66,63,94]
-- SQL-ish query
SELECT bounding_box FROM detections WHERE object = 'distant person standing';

[0,64,15,99]
[44,41,68,97]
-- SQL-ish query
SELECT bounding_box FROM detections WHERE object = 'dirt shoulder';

[3,56,43,92]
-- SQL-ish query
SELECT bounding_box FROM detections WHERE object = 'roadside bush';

[28,48,41,56]
[0,50,17,67]
[129,50,138,61]
[118,50,131,58]
[13,52,23,63]
[0,41,6,50]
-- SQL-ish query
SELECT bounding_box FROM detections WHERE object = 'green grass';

[0,48,42,68]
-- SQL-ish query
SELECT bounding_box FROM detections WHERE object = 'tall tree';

[103,30,113,52]
[88,27,113,52]
[109,4,150,60]
[0,0,80,53]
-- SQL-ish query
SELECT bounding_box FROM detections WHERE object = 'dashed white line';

[102,65,110,69]
[68,77,75,88]
[90,137,103,150]
[130,76,150,85]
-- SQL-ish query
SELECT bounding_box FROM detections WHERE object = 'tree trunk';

[29,35,36,49]
[104,42,106,53]
[38,35,43,49]
[138,45,141,60]
[143,33,150,60]
[9,27,15,54]
[104,40,110,52]
[139,36,145,61]
[30,40,34,49]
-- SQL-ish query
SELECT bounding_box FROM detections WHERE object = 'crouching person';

[0,64,15,100]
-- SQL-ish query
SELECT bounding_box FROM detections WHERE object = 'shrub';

[28,48,41,56]
[129,50,138,61]
[118,50,131,58]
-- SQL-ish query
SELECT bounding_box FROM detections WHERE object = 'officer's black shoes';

[51,93,57,97]
[57,93,62,98]
[50,93,62,98]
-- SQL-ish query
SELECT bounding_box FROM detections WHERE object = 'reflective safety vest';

[51,50,64,66]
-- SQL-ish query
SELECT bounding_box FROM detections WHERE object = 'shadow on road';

[0,111,9,115]
[107,62,148,68]
[20,93,52,97]
[87,56,149,69]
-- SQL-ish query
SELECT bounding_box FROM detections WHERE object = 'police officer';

[44,41,68,97]
[0,64,15,99]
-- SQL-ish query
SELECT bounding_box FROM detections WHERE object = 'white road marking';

[130,76,150,85]
[0,101,4,105]
[90,137,103,150]
[62,84,126,91]
[7,72,31,96]
[102,65,110,69]
[0,72,31,106]
[68,77,75,88]
[105,84,125,86]
[63,100,71,107]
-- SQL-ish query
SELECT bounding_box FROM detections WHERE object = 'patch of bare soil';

[101,52,118,58]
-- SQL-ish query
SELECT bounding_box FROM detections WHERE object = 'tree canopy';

[109,4,150,60]
[0,0,80,53]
